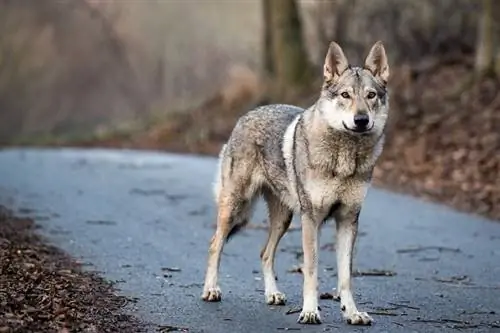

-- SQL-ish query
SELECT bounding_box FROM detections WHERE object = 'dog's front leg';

[335,208,373,325]
[298,213,321,324]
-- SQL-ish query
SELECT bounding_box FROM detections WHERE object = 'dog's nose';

[353,114,370,128]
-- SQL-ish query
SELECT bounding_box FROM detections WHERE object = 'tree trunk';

[474,0,500,77]
[262,0,311,98]
[262,0,274,76]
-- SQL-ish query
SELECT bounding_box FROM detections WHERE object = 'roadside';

[0,206,146,333]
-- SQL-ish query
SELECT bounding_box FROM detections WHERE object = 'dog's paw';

[297,309,322,325]
[266,291,287,305]
[345,311,373,325]
[201,287,222,302]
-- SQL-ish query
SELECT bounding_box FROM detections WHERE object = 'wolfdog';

[201,41,390,326]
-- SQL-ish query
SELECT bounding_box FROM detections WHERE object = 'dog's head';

[316,41,390,137]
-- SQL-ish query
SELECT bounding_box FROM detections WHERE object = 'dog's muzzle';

[343,114,373,134]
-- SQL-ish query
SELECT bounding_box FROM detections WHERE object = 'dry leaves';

[0,207,145,333]
[376,63,500,220]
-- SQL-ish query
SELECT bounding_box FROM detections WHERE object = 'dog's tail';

[213,144,228,203]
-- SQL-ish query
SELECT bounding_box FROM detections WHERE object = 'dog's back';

[214,104,303,206]
[226,104,303,156]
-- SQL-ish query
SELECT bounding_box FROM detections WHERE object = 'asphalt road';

[0,148,499,333]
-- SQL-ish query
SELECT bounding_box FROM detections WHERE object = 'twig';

[327,269,396,277]
[387,302,420,310]
[432,275,473,285]
[353,269,396,277]
[161,267,181,272]
[367,311,399,317]
[285,307,302,315]
[397,246,461,254]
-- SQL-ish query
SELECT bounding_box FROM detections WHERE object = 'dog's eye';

[340,92,350,99]
[367,91,376,99]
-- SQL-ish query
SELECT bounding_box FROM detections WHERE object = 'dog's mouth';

[342,122,374,134]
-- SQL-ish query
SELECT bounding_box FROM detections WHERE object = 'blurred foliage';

[0,0,149,141]
[0,0,485,143]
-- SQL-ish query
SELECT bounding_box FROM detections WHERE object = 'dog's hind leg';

[202,149,258,302]
[201,191,254,302]
[260,189,293,305]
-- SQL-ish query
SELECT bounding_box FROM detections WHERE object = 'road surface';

[0,148,499,333]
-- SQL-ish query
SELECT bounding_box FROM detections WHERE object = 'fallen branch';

[285,307,302,315]
[367,311,399,317]
[397,246,461,254]
[353,269,397,277]
[387,302,420,310]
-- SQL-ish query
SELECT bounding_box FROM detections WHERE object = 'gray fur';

[202,41,390,326]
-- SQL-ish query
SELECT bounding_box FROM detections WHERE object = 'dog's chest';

[304,174,368,210]
[302,146,374,207]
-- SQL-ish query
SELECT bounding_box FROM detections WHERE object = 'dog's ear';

[364,41,389,84]
[323,41,349,83]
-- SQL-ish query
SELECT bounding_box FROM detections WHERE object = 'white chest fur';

[304,174,369,212]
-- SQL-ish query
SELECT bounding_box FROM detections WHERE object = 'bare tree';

[262,0,312,98]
